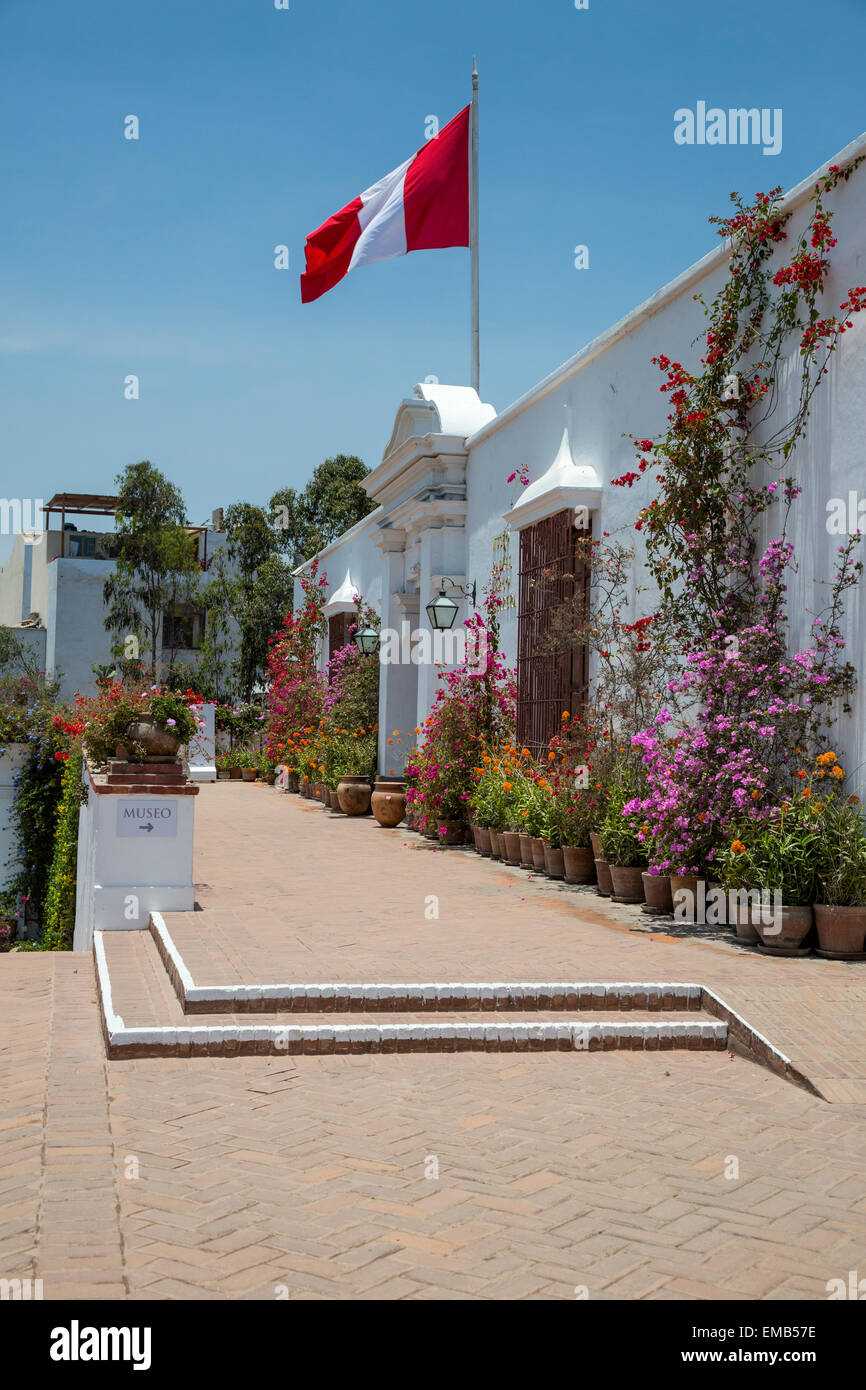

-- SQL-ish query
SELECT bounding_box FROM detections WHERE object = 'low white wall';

[187,703,216,781]
[0,745,28,895]
[73,767,197,951]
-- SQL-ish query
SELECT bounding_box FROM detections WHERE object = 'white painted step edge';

[150,911,703,1005]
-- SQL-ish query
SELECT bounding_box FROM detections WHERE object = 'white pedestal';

[187,702,216,782]
[73,770,197,951]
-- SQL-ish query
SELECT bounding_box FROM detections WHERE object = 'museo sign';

[116,800,178,838]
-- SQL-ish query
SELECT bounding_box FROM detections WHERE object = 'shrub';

[41,748,85,950]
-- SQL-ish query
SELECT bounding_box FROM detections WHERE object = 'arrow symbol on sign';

[139,823,154,833]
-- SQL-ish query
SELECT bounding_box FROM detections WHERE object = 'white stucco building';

[0,495,233,700]
[296,131,866,791]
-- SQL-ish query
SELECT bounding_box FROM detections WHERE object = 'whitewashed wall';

[0,745,28,895]
[297,136,866,795]
[464,142,866,792]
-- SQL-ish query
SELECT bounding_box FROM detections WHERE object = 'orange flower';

[503,781,513,792]
[521,748,531,758]
[731,840,746,854]
[831,765,845,780]
[561,711,570,721]
[548,752,555,762]
[801,788,811,798]
[795,770,807,779]
[751,789,760,800]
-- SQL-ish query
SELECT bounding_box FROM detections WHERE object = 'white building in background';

[296,131,866,791]
[0,493,232,700]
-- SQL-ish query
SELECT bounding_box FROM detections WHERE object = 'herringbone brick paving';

[3,955,866,1299]
[3,782,866,1299]
[167,784,866,1101]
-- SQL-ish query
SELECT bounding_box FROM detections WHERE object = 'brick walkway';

[2,782,866,1300]
[174,785,866,1101]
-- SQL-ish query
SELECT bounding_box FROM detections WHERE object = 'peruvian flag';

[300,106,470,304]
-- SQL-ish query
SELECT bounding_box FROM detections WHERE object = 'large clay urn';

[371,778,406,828]
[125,715,180,760]
[337,774,372,816]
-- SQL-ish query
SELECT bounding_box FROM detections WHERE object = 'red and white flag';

[300,106,470,304]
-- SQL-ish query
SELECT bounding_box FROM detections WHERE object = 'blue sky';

[2,0,865,565]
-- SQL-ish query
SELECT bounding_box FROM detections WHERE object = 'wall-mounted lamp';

[353,624,381,655]
[425,577,477,631]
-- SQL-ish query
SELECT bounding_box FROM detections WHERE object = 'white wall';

[0,746,28,896]
[294,140,866,795]
[46,559,119,699]
[464,150,866,791]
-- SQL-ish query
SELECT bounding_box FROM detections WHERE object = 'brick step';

[149,913,705,1015]
[94,930,728,1060]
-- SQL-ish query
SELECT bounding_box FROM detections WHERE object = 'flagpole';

[470,57,480,396]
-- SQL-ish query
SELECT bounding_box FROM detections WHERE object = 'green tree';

[103,462,200,679]
[270,454,375,567]
[201,503,294,701]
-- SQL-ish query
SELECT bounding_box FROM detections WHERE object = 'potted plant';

[717,799,820,952]
[813,792,866,958]
[559,788,597,885]
[599,775,647,903]
[540,797,566,880]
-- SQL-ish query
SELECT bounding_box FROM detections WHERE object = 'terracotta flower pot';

[437,821,466,845]
[473,825,492,856]
[489,829,502,859]
[642,872,673,912]
[242,767,257,782]
[337,774,372,816]
[125,715,180,760]
[563,845,595,884]
[814,904,866,958]
[502,830,522,865]
[544,844,565,879]
[265,773,276,785]
[531,837,547,871]
[594,858,613,896]
[670,874,698,919]
[728,895,761,943]
[609,864,646,903]
[229,767,242,780]
[216,769,230,780]
[756,904,813,954]
[329,788,342,810]
[371,779,406,828]
[590,831,602,860]
[519,832,535,868]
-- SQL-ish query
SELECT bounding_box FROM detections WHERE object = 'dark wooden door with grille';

[328,613,351,665]
[517,510,590,757]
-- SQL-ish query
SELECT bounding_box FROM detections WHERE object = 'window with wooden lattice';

[516,509,591,758]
